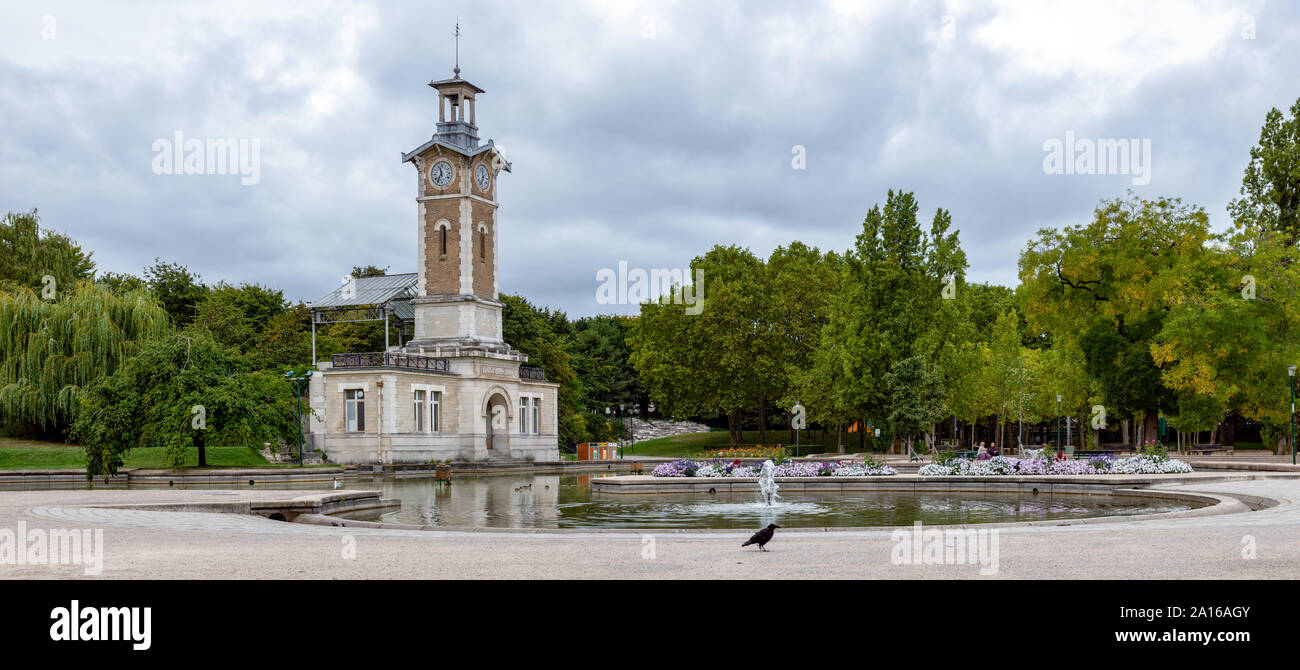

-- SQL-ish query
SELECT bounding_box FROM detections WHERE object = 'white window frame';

[344,388,365,433]
[412,384,446,435]
[519,396,529,434]
[413,389,426,433]
[531,397,541,435]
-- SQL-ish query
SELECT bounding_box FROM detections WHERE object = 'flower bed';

[651,458,897,477]
[917,455,1193,476]
[696,446,789,460]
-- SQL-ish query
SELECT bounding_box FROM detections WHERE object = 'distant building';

[305,64,559,464]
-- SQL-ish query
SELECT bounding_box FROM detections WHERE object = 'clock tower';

[307,46,558,466]
[401,67,514,356]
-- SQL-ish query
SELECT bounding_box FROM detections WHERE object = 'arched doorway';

[485,391,511,456]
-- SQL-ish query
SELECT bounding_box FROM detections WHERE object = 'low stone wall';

[0,467,347,488]
[88,490,399,522]
[590,471,1290,495]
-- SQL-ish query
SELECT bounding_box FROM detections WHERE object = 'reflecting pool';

[341,471,1204,529]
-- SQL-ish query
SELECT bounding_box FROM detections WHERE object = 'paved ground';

[1,476,1297,579]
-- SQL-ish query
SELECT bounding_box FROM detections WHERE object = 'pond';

[338,471,1205,529]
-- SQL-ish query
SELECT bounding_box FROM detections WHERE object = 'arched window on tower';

[479,224,488,262]
[436,221,451,260]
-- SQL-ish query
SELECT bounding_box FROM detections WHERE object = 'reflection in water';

[7,471,1203,530]
[355,472,1202,530]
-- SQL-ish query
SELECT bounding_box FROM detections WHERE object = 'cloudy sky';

[2,0,1296,317]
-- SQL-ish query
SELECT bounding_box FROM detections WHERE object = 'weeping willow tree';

[0,281,170,434]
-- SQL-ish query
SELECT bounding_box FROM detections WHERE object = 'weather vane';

[453,19,461,76]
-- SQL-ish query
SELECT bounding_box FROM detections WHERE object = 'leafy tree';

[884,355,945,454]
[191,282,290,353]
[143,259,208,328]
[0,209,95,295]
[97,271,148,295]
[767,243,840,441]
[1019,194,1209,443]
[985,308,1022,449]
[631,246,767,445]
[248,304,336,371]
[72,334,298,475]
[0,281,169,435]
[1228,96,1300,244]
[571,315,643,413]
[825,190,965,449]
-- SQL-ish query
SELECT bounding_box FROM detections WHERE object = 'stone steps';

[620,419,712,444]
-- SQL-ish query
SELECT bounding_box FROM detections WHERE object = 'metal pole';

[311,319,317,366]
[1291,372,1296,466]
[1056,397,1061,458]
[296,381,304,466]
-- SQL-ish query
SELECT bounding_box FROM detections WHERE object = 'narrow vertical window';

[431,391,442,433]
[519,397,529,433]
[440,226,447,257]
[413,390,426,432]
[479,227,487,262]
[531,398,541,435]
[345,389,366,432]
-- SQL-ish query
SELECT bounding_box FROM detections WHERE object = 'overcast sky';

[2,1,1296,317]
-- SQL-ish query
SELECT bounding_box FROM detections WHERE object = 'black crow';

[742,523,780,551]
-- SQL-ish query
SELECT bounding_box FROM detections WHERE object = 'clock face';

[474,164,491,191]
[428,160,454,188]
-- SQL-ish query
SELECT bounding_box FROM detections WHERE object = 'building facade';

[305,68,560,464]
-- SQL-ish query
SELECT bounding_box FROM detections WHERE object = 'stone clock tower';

[307,59,557,466]
[402,67,514,355]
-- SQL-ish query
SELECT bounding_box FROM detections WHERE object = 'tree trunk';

[727,410,740,446]
[1142,409,1159,447]
[1121,420,1130,445]
[1220,412,1236,446]
[757,395,767,445]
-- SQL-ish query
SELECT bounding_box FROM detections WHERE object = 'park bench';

[1187,444,1233,456]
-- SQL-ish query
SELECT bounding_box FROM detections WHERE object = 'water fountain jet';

[758,460,779,506]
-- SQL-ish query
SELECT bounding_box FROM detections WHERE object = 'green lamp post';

[284,369,313,466]
[1056,394,1063,458]
[1289,365,1296,466]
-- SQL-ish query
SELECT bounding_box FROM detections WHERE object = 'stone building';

[304,66,559,464]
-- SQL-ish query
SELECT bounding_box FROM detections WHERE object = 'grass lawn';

[0,438,277,470]
[626,429,880,458]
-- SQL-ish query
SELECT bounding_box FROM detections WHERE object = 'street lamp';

[1289,366,1297,465]
[1056,394,1063,458]
[284,369,313,466]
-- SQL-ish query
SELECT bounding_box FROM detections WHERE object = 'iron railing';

[332,352,451,373]
[519,366,546,381]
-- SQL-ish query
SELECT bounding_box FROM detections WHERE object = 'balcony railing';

[332,352,452,373]
[520,366,546,381]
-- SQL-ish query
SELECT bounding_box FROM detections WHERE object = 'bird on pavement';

[742,523,780,551]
